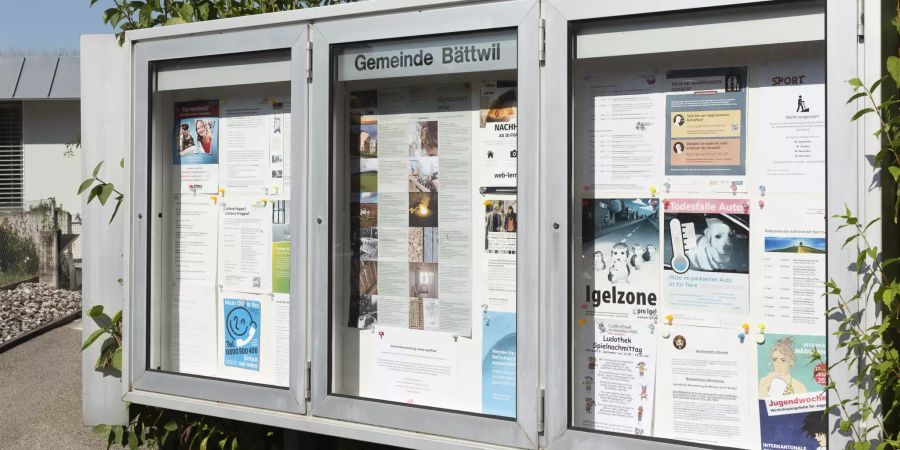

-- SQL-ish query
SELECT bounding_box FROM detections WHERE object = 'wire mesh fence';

[0,198,65,288]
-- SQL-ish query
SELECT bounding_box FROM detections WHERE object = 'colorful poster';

[665,67,747,177]
[662,198,750,327]
[271,200,290,295]
[580,198,660,322]
[574,319,656,435]
[222,296,261,371]
[481,311,516,417]
[757,334,828,450]
[173,100,219,193]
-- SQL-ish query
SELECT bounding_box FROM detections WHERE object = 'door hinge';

[538,18,546,66]
[537,388,545,436]
[304,360,311,402]
[306,41,313,83]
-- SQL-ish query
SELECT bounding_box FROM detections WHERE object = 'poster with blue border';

[223,297,261,371]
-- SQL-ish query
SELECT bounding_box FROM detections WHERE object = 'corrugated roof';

[0,56,80,100]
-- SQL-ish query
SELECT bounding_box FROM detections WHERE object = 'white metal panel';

[80,34,129,426]
[575,9,824,59]
[156,58,291,91]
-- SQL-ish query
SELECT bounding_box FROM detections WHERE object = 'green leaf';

[98,183,115,205]
[851,108,875,121]
[849,78,863,88]
[847,92,867,104]
[128,430,138,450]
[93,160,104,178]
[89,304,104,318]
[112,310,123,326]
[888,56,900,87]
[112,348,123,372]
[78,178,95,195]
[870,76,886,93]
[109,197,124,224]
[87,185,104,204]
[164,420,178,432]
[113,426,124,446]
[219,437,228,450]
[82,328,107,351]
[231,437,238,450]
[889,166,900,182]
[120,158,125,169]
[200,434,210,450]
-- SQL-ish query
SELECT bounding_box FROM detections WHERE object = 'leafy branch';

[82,305,123,377]
[809,17,900,446]
[79,160,126,224]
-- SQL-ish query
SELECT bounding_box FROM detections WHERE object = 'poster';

[759,200,827,334]
[580,198,660,322]
[655,326,752,447]
[346,85,475,337]
[222,296,261,371]
[271,200,290,295]
[579,72,664,195]
[751,60,825,195]
[218,198,272,294]
[662,198,750,327]
[481,311,516,417]
[219,98,272,194]
[757,334,828,450]
[664,67,747,194]
[363,326,460,409]
[575,319,657,435]
[269,98,291,196]
[173,100,219,194]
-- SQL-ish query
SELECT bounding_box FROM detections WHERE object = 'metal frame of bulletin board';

[75,0,885,448]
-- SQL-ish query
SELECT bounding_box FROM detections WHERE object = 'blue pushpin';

[738,332,746,343]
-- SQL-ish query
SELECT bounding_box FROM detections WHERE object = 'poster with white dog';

[580,199,660,322]
[662,198,750,327]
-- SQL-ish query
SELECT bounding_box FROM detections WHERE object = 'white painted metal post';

[80,34,129,427]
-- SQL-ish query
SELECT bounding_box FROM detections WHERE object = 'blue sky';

[0,1,114,53]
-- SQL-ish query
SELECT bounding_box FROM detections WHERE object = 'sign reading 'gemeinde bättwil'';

[336,29,517,81]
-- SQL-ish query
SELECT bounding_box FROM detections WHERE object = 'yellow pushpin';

[665,314,673,325]
[210,195,218,204]
[649,186,657,197]
[578,319,586,327]
[742,323,750,333]
[758,323,766,332]
[218,187,225,196]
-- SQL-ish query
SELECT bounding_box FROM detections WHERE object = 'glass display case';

[129,25,307,412]
[307,1,540,447]
[541,1,830,449]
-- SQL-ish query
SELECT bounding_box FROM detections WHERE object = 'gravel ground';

[0,283,81,345]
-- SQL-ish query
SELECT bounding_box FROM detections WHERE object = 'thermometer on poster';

[668,218,695,274]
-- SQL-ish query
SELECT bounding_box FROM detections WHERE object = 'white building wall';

[22,100,82,216]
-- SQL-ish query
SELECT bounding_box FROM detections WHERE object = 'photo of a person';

[725,74,742,92]
[195,119,213,154]
[504,205,517,232]
[673,114,685,127]
[178,123,196,155]
[673,335,686,349]
[672,142,685,154]
[759,336,808,398]
[801,412,827,450]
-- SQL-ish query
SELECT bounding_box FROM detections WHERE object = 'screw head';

[317,218,322,224]
[553,222,560,230]
[137,213,143,219]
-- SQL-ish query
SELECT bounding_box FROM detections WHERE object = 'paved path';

[0,319,106,450]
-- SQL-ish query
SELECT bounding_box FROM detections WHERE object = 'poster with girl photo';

[173,100,219,165]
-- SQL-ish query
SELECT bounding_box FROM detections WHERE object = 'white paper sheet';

[218,197,272,294]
